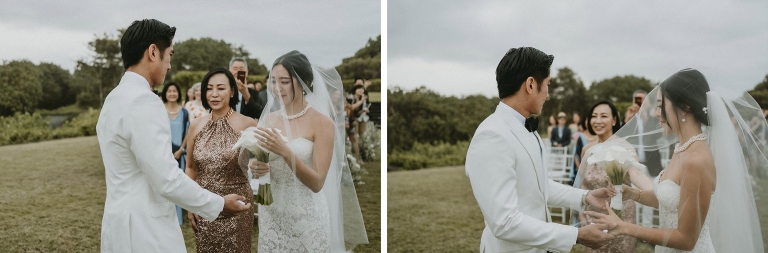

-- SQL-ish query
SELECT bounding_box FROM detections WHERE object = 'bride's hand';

[255,128,291,159]
[584,202,625,235]
[586,188,615,210]
[249,160,270,177]
[621,184,638,201]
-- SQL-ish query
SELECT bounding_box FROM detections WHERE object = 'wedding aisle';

[0,136,381,252]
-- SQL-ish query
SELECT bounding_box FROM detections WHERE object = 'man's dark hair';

[120,19,176,68]
[200,67,240,110]
[160,82,182,104]
[495,47,554,99]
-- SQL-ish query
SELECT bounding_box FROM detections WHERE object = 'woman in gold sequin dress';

[578,100,653,253]
[185,68,258,252]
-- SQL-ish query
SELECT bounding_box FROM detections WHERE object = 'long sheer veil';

[574,69,766,251]
[258,50,367,251]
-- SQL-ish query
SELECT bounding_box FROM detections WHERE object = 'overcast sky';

[0,0,379,73]
[389,0,768,98]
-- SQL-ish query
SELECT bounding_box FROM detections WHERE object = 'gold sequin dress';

[192,112,253,253]
[582,161,636,253]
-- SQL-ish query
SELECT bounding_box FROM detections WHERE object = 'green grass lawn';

[0,136,381,252]
[388,166,768,252]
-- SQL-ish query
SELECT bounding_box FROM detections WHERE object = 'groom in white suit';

[466,47,617,253]
[96,19,251,252]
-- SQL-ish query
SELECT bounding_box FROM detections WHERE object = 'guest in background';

[229,57,263,119]
[546,115,556,138]
[161,82,191,226]
[572,115,591,185]
[624,90,646,123]
[254,80,263,91]
[550,112,571,147]
[347,84,367,162]
[569,112,580,142]
[259,76,269,108]
[245,82,255,90]
[185,82,208,120]
[185,85,195,105]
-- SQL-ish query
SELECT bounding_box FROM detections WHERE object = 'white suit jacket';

[466,103,587,253]
[96,72,225,253]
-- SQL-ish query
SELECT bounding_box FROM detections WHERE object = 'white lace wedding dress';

[654,171,715,253]
[258,138,331,252]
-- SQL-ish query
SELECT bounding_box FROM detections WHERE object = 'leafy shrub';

[0,109,101,146]
[52,108,100,139]
[0,112,52,145]
[388,141,470,170]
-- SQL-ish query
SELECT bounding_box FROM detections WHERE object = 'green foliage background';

[389,67,768,170]
[0,109,100,146]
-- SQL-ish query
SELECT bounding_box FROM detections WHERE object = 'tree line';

[0,28,381,117]
[388,67,768,154]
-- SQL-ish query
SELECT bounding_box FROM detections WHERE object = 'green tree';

[336,35,381,80]
[70,30,124,107]
[588,75,656,103]
[387,86,497,153]
[748,74,768,109]
[171,37,267,77]
[0,60,43,116]
[543,67,591,132]
[37,62,75,110]
[71,62,101,108]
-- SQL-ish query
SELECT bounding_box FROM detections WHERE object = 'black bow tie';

[525,117,539,133]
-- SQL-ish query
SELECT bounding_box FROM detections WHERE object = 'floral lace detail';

[258,138,331,252]
[653,172,715,253]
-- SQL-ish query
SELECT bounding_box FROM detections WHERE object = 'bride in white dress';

[587,69,765,252]
[250,51,368,252]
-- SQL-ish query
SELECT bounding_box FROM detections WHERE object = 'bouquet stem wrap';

[232,127,288,206]
[254,149,273,205]
[587,145,638,217]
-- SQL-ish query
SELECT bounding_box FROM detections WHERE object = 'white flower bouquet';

[232,127,288,205]
[586,145,644,216]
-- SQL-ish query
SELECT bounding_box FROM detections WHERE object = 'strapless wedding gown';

[654,171,715,253]
[258,138,331,252]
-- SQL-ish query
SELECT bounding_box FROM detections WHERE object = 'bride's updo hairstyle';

[273,50,314,100]
[659,68,710,128]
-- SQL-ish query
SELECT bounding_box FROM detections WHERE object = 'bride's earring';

[682,116,686,122]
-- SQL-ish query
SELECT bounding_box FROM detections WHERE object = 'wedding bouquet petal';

[586,145,641,212]
[231,126,287,205]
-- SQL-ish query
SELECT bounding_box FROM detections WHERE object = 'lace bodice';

[258,138,331,252]
[653,171,715,253]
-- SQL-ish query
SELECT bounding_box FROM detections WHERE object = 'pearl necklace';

[674,133,707,154]
[286,104,311,120]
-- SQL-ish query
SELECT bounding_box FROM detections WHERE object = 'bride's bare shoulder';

[680,144,716,185]
[309,108,333,126]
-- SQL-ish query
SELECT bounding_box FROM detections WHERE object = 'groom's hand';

[576,223,617,249]
[586,188,615,210]
[221,194,251,217]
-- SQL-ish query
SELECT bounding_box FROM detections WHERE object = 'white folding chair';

[547,146,572,224]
